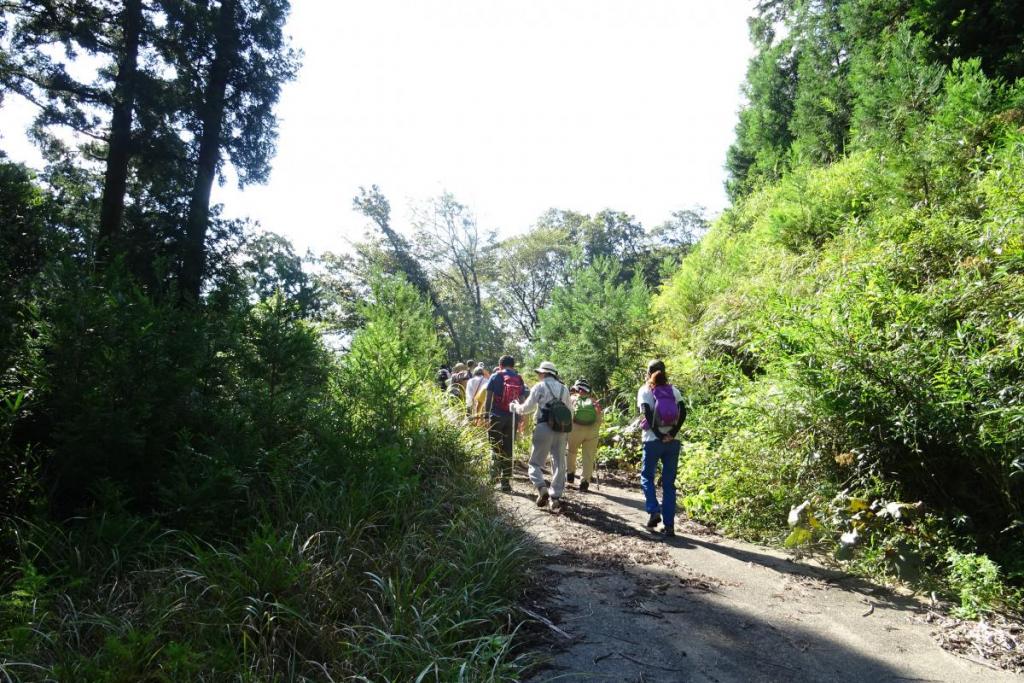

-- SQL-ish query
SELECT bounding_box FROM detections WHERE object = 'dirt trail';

[500,472,1020,682]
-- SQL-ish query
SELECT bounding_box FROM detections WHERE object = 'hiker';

[465,363,488,418]
[436,366,451,392]
[637,360,686,537]
[566,378,602,493]
[447,362,470,402]
[484,355,526,492]
[472,366,498,422]
[511,361,573,511]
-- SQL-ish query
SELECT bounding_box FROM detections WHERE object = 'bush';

[336,272,443,447]
[596,404,642,469]
[946,550,1005,619]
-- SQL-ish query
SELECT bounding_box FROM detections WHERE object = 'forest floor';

[499,468,1023,682]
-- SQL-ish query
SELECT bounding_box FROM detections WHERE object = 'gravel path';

[500,471,1021,682]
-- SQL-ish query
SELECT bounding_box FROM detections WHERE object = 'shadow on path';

[577,484,924,613]
[526,535,939,683]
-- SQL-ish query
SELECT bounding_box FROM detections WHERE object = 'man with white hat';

[511,361,571,511]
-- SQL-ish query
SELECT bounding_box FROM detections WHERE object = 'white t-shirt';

[466,375,486,409]
[637,384,684,442]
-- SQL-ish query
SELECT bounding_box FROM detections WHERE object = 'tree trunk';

[181,0,237,301]
[96,0,142,265]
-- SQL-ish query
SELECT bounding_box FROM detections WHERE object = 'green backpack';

[573,397,598,425]
[545,382,574,433]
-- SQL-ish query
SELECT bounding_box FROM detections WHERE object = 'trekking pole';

[510,408,516,481]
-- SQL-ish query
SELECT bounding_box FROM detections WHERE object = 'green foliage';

[1,422,534,680]
[233,292,329,432]
[534,258,652,394]
[764,152,878,250]
[487,224,575,344]
[662,50,1024,601]
[39,270,210,512]
[946,550,1005,619]
[0,154,530,677]
[3,0,299,295]
[726,0,1024,200]
[338,273,443,444]
[0,159,54,519]
[1,6,534,678]
[241,232,321,316]
[0,280,533,681]
[789,1,853,165]
[726,26,797,199]
[596,405,642,469]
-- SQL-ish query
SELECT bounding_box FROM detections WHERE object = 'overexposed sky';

[0,0,756,256]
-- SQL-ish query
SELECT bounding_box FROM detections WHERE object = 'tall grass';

[1,397,535,681]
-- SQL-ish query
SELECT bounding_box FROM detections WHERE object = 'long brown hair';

[647,369,668,389]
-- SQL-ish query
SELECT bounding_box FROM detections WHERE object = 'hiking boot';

[536,488,549,507]
[550,497,563,513]
[566,473,575,484]
[663,526,675,538]
[645,513,662,529]
[499,480,512,493]
[578,480,589,493]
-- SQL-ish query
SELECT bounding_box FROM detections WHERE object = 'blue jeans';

[640,439,681,526]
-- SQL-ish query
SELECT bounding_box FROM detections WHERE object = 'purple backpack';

[652,384,679,429]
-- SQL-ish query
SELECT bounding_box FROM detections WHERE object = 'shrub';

[1,268,536,680]
[946,550,1005,619]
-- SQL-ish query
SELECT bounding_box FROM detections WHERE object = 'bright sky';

[0,0,756,256]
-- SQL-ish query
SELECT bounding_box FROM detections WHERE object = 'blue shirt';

[486,369,526,417]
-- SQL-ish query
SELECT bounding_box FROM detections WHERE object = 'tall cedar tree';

[725,0,1024,199]
[1,1,297,295]
[2,0,149,262]
[171,0,298,300]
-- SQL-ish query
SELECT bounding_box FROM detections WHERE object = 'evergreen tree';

[534,258,651,393]
[1,0,298,297]
[167,0,299,300]
[725,17,797,200]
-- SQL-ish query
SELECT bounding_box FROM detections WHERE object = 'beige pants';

[566,421,599,482]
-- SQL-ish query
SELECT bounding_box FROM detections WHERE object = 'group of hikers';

[436,356,686,537]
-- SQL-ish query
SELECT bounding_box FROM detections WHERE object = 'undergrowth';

[1,275,536,681]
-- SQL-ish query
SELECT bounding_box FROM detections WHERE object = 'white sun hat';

[534,361,559,377]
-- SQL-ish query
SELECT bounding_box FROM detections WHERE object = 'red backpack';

[494,371,524,413]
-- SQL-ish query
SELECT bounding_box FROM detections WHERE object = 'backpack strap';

[543,377,566,405]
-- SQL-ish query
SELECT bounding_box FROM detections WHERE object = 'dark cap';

[647,359,666,375]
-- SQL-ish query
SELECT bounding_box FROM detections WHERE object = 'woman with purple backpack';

[637,359,686,537]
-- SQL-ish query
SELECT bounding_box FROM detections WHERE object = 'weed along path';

[499,473,1019,682]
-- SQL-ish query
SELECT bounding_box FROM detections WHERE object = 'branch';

[7,87,109,142]
[4,64,109,104]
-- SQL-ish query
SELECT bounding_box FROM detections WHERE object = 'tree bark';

[181,0,237,301]
[96,0,142,265]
